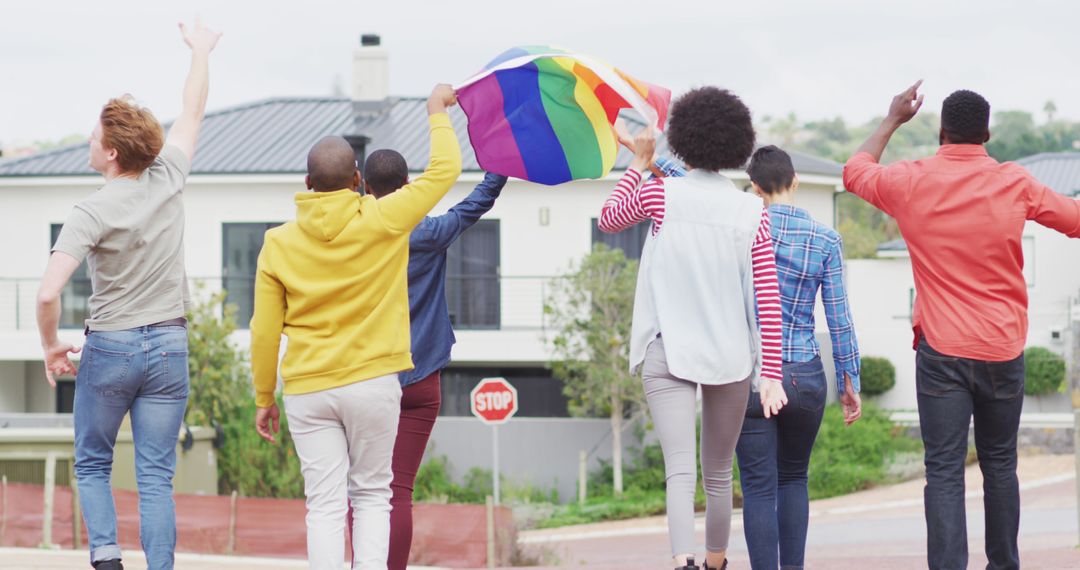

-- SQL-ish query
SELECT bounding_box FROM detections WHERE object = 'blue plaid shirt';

[768,204,860,392]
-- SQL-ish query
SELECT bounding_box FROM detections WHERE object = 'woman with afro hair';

[599,87,787,570]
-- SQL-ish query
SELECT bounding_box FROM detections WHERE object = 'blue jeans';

[916,338,1023,570]
[735,357,827,570]
[74,326,189,569]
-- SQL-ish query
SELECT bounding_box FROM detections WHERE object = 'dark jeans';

[735,357,827,570]
[916,338,1024,570]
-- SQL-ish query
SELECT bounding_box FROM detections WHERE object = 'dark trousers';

[346,371,441,569]
[387,371,442,570]
[916,338,1024,570]
[735,356,827,570]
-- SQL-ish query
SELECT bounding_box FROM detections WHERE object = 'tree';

[1044,100,1057,124]
[184,282,305,497]
[545,244,645,496]
[185,282,251,427]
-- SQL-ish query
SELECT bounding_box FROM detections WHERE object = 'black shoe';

[676,556,701,570]
[702,559,727,570]
[93,560,123,570]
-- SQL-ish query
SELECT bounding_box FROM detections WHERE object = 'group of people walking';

[34,18,1079,570]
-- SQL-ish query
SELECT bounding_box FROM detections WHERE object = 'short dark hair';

[307,136,358,192]
[747,145,795,194]
[941,90,990,144]
[666,87,755,171]
[363,149,409,197]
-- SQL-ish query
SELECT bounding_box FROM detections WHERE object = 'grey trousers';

[642,338,750,556]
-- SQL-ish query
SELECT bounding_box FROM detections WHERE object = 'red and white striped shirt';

[598,169,784,383]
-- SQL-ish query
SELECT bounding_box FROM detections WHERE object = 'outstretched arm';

[377,84,463,233]
[165,18,222,163]
[413,172,508,251]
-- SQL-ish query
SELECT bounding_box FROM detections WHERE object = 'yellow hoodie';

[250,113,462,407]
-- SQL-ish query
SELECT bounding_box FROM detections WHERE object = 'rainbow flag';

[456,46,671,186]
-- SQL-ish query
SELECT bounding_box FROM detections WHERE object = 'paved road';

[516,455,1080,569]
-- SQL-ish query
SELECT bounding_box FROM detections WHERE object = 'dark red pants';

[347,371,441,568]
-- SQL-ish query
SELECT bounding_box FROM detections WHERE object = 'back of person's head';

[363,149,409,197]
[667,87,755,172]
[747,145,796,195]
[99,96,164,174]
[940,90,991,145]
[306,136,360,192]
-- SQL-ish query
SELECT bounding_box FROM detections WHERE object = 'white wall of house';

[0,361,27,413]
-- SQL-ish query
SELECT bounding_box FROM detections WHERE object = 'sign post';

[470,377,519,506]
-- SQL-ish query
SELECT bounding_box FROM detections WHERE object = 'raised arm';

[377,84,463,233]
[843,81,924,213]
[164,18,222,163]
[412,172,508,252]
[853,80,923,162]
[598,127,667,234]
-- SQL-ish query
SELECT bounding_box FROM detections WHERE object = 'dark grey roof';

[0,97,842,178]
[1016,152,1080,196]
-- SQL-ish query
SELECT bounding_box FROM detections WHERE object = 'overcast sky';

[2,0,1076,144]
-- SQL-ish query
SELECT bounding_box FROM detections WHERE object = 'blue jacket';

[400,172,507,386]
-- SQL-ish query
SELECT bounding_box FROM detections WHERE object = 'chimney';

[344,134,370,176]
[352,34,388,103]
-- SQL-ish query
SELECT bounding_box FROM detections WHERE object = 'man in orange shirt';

[844,82,1080,570]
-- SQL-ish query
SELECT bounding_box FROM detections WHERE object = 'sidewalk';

[0,549,448,569]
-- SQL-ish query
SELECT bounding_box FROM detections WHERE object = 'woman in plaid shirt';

[735,145,863,570]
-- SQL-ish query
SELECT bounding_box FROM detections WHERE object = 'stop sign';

[470,377,518,424]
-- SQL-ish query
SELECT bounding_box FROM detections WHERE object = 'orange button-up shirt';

[843,145,1080,361]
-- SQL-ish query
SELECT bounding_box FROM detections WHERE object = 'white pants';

[285,374,403,570]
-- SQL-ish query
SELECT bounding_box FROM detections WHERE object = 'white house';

[845,151,1080,412]
[0,36,846,500]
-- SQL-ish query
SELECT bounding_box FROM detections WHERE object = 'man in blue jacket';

[363,148,507,569]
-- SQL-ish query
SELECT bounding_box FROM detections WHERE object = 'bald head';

[306,136,360,192]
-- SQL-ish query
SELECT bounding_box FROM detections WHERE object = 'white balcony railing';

[0,275,558,333]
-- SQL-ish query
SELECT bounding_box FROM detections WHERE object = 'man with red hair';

[35,19,221,570]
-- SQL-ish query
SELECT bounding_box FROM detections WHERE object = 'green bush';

[807,403,921,499]
[860,357,897,396]
[415,455,557,505]
[217,398,305,498]
[1024,346,1066,396]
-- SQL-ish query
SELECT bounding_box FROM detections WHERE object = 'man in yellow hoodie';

[249,84,461,570]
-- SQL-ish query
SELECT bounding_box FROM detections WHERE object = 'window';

[223,223,281,327]
[50,224,91,328]
[439,367,569,417]
[591,218,650,260]
[445,220,500,329]
[56,381,75,413]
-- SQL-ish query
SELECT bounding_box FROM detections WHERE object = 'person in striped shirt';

[735,145,862,570]
[600,88,786,570]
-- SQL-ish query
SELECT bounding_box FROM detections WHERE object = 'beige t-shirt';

[52,144,192,331]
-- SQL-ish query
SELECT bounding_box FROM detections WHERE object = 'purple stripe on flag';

[458,74,528,180]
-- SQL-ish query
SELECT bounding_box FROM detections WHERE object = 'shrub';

[860,357,897,396]
[807,403,921,499]
[1024,346,1066,396]
[217,398,305,498]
